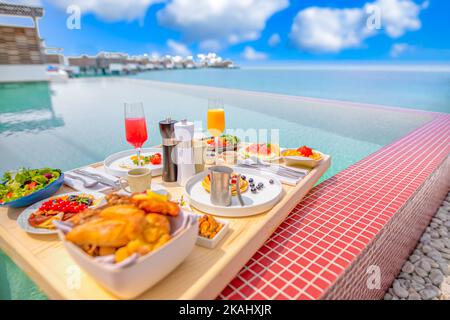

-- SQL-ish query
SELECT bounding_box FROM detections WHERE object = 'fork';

[65,173,99,188]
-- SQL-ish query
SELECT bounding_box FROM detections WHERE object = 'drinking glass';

[124,102,148,166]
[207,99,225,164]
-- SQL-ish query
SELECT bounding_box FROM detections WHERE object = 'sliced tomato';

[27,181,38,190]
[150,153,162,165]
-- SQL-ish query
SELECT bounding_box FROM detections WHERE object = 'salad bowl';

[0,171,65,208]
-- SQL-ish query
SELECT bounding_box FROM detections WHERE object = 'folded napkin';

[64,167,119,193]
[237,158,309,186]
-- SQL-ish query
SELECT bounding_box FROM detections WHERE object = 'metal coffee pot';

[209,166,244,207]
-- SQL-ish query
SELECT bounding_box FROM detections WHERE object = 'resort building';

[0,2,46,82]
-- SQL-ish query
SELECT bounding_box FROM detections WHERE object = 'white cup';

[119,168,152,193]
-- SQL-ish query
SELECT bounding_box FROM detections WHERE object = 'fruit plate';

[184,167,284,217]
[104,148,163,178]
[282,150,325,168]
[237,144,282,162]
[16,191,106,235]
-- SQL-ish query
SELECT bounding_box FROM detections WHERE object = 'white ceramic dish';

[17,191,105,235]
[237,147,282,162]
[282,150,325,168]
[104,148,163,178]
[196,218,229,249]
[184,167,284,217]
[57,209,198,299]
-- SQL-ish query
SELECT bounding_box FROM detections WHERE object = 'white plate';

[184,167,284,217]
[282,150,325,168]
[116,182,168,197]
[196,218,230,249]
[104,148,163,178]
[17,191,105,235]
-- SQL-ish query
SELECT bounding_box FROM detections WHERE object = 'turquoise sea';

[0,65,448,299]
[132,65,450,113]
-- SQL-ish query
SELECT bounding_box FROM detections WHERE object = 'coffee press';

[159,117,178,182]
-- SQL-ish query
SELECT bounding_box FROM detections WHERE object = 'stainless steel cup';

[209,166,233,206]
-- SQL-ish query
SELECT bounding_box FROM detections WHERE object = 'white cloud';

[375,0,427,37]
[390,43,414,57]
[167,39,191,56]
[290,7,370,53]
[289,0,427,53]
[268,33,281,47]
[157,0,288,48]
[47,0,164,22]
[242,46,267,61]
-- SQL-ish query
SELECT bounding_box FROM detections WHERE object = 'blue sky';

[6,0,450,63]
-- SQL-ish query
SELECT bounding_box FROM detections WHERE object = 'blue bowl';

[0,173,65,208]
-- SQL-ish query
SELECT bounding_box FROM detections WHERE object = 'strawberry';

[297,146,313,157]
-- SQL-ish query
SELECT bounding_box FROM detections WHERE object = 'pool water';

[0,78,436,299]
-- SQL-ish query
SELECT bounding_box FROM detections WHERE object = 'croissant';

[132,199,180,217]
[66,205,145,248]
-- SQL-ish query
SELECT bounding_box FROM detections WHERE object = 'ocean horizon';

[131,64,450,114]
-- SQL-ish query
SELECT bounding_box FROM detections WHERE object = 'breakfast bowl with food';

[0,168,64,208]
[54,190,198,299]
[204,134,240,153]
[196,214,230,249]
[281,145,324,168]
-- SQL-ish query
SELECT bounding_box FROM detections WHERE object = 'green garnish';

[0,168,61,204]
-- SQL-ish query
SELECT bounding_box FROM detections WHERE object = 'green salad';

[0,168,62,204]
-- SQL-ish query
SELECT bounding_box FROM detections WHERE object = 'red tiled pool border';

[219,113,450,300]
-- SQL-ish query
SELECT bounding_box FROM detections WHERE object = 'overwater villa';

[0,2,46,82]
[0,0,449,305]
[66,52,236,76]
[0,2,236,83]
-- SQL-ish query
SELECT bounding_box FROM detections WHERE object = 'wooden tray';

[0,156,330,299]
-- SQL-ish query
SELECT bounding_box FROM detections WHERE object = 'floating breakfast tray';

[0,154,330,299]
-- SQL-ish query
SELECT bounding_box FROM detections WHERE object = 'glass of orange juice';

[207,99,225,164]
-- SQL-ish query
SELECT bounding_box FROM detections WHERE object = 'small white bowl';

[196,218,229,249]
[282,150,325,168]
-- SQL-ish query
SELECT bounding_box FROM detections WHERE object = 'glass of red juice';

[124,102,148,166]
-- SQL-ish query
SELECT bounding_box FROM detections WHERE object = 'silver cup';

[209,166,233,206]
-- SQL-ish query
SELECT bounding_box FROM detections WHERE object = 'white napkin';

[237,158,309,186]
[64,167,119,193]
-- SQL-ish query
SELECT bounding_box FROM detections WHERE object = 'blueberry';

[269,179,274,184]
[241,175,246,180]
[248,178,254,183]
[251,188,257,193]
[256,185,262,190]
[250,183,255,188]
[258,182,264,187]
